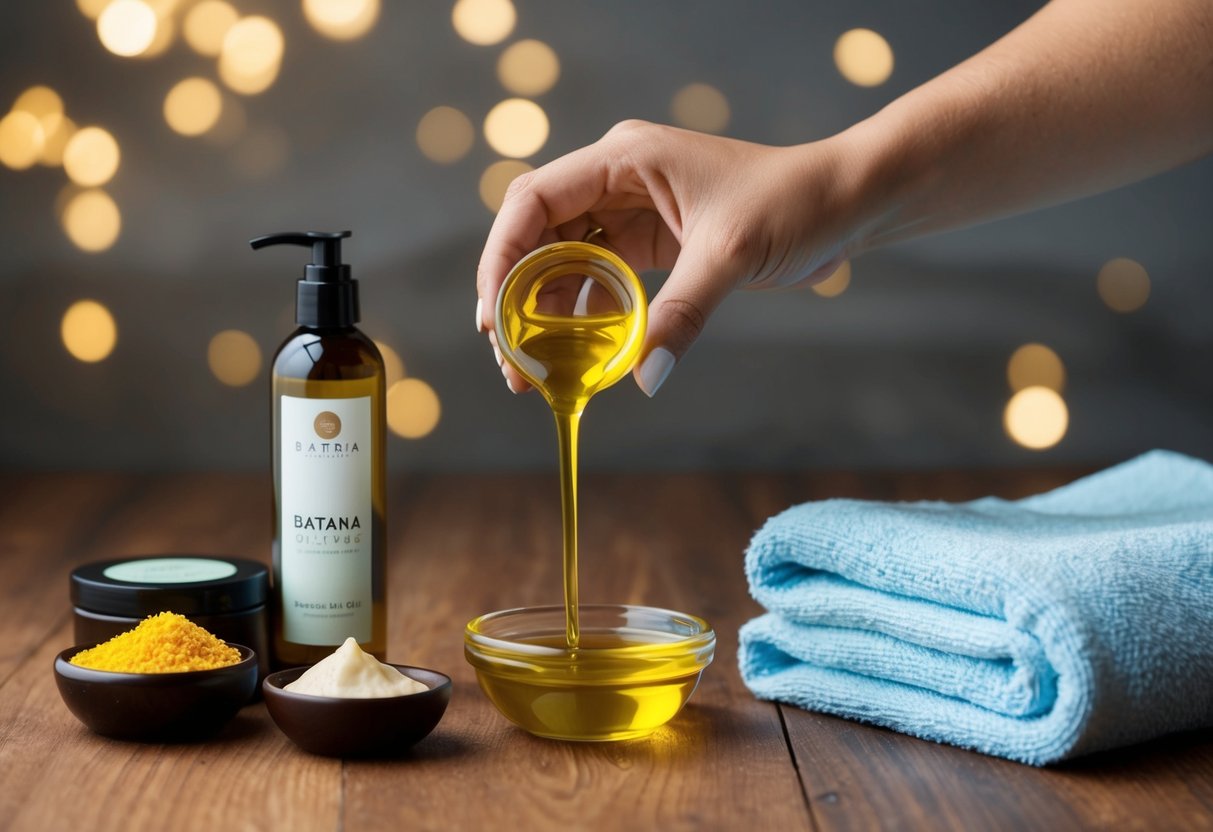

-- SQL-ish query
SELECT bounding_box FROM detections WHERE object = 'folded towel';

[739,450,1213,765]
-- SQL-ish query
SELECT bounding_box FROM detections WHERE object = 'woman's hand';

[476,0,1213,398]
[475,122,860,396]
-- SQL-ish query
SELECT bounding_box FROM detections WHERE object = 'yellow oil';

[499,254,650,650]
[487,241,716,742]
[503,311,638,648]
[471,631,706,741]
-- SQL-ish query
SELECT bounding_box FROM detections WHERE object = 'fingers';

[486,329,533,395]
[476,143,618,333]
[633,232,743,397]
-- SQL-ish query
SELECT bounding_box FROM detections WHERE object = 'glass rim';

[465,603,715,658]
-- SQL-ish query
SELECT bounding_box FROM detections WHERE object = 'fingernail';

[493,342,503,366]
[475,297,484,333]
[503,366,522,394]
[636,347,675,398]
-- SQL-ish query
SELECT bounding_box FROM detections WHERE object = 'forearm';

[832,0,1213,251]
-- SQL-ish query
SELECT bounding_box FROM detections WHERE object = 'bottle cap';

[250,230,359,328]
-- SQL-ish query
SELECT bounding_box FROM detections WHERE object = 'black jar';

[70,556,271,683]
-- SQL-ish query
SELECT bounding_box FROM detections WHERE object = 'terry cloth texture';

[739,450,1213,765]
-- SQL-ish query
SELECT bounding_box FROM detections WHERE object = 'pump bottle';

[251,230,387,666]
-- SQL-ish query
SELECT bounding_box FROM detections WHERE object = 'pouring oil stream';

[494,242,647,648]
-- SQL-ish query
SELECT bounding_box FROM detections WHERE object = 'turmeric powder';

[70,612,242,673]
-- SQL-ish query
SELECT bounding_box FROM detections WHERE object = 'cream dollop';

[284,637,427,698]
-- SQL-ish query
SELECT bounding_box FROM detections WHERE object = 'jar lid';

[70,556,268,617]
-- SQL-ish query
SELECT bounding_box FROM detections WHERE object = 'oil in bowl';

[465,604,715,741]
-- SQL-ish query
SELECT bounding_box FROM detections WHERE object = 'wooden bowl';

[262,665,451,757]
[54,644,258,741]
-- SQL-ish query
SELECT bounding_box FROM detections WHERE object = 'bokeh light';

[387,378,441,439]
[374,340,405,387]
[97,0,159,57]
[62,189,122,252]
[670,83,730,134]
[1007,343,1065,393]
[303,0,380,41]
[497,39,560,96]
[207,329,262,386]
[13,85,73,168]
[13,86,64,132]
[137,0,178,59]
[1096,257,1150,313]
[452,0,516,46]
[76,0,111,19]
[1004,386,1068,450]
[0,111,45,170]
[164,77,224,136]
[63,126,121,186]
[479,159,532,212]
[219,16,285,95]
[40,116,77,167]
[483,98,548,158]
[416,106,474,164]
[183,0,238,56]
[811,260,852,298]
[54,184,81,223]
[61,300,118,363]
[834,28,894,87]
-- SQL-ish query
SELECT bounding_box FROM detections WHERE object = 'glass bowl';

[465,604,715,741]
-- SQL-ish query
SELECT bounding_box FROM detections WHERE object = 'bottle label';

[280,395,373,644]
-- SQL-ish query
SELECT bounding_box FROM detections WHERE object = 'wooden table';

[1,470,1211,831]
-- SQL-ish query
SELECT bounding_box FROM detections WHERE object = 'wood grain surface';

[0,470,1209,831]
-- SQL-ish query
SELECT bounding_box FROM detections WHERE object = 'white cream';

[284,637,427,698]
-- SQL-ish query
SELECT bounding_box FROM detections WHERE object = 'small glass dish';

[465,604,715,741]
[53,643,258,741]
[262,665,451,757]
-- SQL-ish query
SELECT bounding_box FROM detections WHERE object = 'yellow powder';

[70,612,242,673]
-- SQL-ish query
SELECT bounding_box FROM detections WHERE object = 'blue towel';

[739,450,1213,765]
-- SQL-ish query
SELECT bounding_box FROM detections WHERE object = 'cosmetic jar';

[70,556,271,682]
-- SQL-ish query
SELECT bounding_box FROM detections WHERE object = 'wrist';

[824,80,990,254]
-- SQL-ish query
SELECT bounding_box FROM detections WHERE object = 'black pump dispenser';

[250,230,359,328]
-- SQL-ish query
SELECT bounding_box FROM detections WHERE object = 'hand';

[476,0,1213,400]
[475,121,859,396]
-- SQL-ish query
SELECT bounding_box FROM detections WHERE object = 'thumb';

[633,237,740,397]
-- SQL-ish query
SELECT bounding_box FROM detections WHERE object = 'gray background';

[1,0,1210,471]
